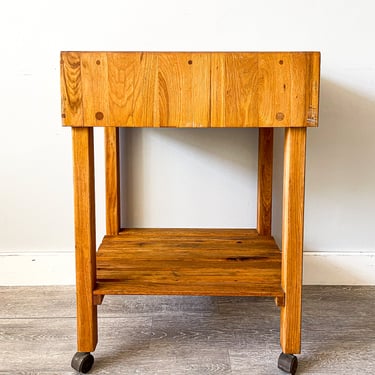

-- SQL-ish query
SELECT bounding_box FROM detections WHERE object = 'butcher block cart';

[60,51,320,374]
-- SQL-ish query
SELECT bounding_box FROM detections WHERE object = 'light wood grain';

[158,53,210,127]
[80,52,110,126]
[105,127,120,235]
[258,53,290,127]
[106,52,159,126]
[291,53,320,126]
[257,128,273,235]
[94,229,283,298]
[61,51,322,369]
[108,228,260,240]
[60,52,83,125]
[72,128,98,352]
[60,52,320,128]
[211,53,259,127]
[280,127,307,354]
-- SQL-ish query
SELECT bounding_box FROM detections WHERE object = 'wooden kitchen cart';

[60,52,320,374]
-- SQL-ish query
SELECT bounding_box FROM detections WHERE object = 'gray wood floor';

[0,286,374,374]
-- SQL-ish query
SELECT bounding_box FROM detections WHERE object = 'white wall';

[1,0,375,285]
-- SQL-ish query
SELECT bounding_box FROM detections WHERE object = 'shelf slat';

[94,229,283,298]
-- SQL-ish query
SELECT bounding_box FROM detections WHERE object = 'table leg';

[257,128,274,236]
[105,127,121,235]
[72,127,98,352]
[280,127,306,354]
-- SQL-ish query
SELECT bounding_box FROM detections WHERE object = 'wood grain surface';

[61,51,322,372]
[60,52,320,128]
[1,286,374,374]
[72,128,98,352]
[257,128,273,236]
[94,229,283,298]
[104,127,120,235]
[280,128,307,354]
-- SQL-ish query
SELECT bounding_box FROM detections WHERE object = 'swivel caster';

[278,353,298,374]
[71,352,94,373]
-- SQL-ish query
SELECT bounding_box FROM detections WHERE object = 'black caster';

[278,352,298,374]
[71,352,94,373]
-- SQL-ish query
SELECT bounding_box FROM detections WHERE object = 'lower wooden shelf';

[94,228,283,298]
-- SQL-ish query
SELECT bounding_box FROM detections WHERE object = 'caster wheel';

[71,352,94,373]
[278,352,298,374]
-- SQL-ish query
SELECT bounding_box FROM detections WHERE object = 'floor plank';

[0,286,374,374]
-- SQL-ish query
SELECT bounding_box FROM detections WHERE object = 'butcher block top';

[60,51,320,128]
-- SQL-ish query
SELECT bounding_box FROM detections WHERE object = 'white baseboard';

[0,252,374,286]
[0,252,75,286]
[303,252,375,285]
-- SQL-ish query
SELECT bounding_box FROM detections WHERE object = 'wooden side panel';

[226,53,259,127]
[157,53,190,126]
[157,53,210,127]
[60,51,320,128]
[280,127,307,354]
[211,52,319,127]
[131,53,158,127]
[307,53,320,126]
[106,53,137,126]
[105,127,120,235]
[308,52,320,127]
[211,54,226,126]
[71,127,98,352]
[211,53,258,127]
[87,52,157,127]
[191,53,211,127]
[257,128,274,236]
[60,52,83,126]
[258,53,291,127]
[80,53,110,126]
[290,53,308,126]
[288,52,320,127]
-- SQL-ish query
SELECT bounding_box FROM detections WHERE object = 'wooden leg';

[105,127,121,235]
[257,128,273,236]
[72,127,98,352]
[280,127,306,354]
